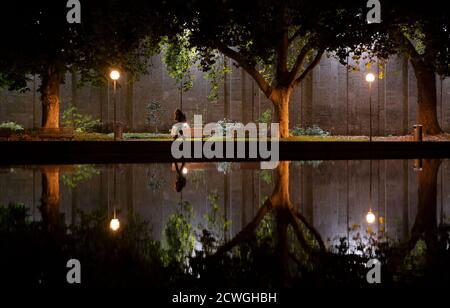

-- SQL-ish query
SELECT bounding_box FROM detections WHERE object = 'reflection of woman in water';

[170,109,190,140]
[173,162,187,192]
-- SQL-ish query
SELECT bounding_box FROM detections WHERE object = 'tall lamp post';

[110,69,121,141]
[365,73,375,142]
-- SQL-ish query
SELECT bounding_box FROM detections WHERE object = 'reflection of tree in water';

[2,160,449,287]
[388,159,450,284]
[61,165,99,189]
[207,161,325,285]
[40,167,61,230]
[174,162,187,192]
[147,164,167,192]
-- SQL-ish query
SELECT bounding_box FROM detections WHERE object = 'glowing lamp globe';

[182,167,188,175]
[365,73,375,83]
[110,70,121,81]
[366,210,376,224]
[110,218,120,231]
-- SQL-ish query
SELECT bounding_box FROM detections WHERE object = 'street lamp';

[110,69,121,141]
[365,73,375,142]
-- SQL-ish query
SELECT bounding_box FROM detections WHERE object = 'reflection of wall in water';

[0,161,449,245]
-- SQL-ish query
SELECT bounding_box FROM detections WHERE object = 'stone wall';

[1,53,449,135]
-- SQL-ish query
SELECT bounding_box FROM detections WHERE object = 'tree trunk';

[270,88,291,138]
[40,167,60,229]
[40,66,62,128]
[411,61,442,135]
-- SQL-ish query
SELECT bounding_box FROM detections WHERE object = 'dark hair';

[174,109,187,123]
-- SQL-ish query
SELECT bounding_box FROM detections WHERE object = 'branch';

[211,199,272,259]
[288,252,309,273]
[293,208,325,252]
[394,30,427,72]
[215,42,272,97]
[288,41,314,84]
[287,211,312,254]
[288,28,302,45]
[293,48,324,86]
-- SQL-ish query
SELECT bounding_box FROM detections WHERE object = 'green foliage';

[0,2,163,92]
[293,160,324,168]
[147,165,166,192]
[0,203,29,230]
[400,239,427,276]
[260,170,272,184]
[290,125,330,136]
[215,118,245,137]
[61,165,100,189]
[257,109,272,125]
[146,100,166,132]
[160,34,197,92]
[0,121,24,132]
[162,202,196,264]
[202,192,232,241]
[61,105,102,133]
[203,54,231,101]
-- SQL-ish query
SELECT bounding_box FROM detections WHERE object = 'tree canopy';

[154,0,370,137]
[0,1,163,127]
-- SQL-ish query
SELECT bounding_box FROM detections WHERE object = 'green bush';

[62,105,102,133]
[290,125,330,136]
[257,108,272,125]
[146,100,165,133]
[0,121,24,132]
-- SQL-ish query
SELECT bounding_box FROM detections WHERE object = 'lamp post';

[365,73,375,142]
[110,69,121,140]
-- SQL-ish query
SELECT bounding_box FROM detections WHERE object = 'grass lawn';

[284,135,367,141]
[11,130,447,142]
[72,132,368,142]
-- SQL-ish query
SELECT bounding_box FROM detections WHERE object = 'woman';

[170,109,190,139]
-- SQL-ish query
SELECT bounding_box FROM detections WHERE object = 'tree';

[338,2,450,135]
[0,1,161,129]
[146,100,165,133]
[160,34,197,110]
[161,0,367,137]
[388,4,450,135]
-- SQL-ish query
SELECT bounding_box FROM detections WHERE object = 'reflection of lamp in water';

[182,167,188,175]
[365,204,376,224]
[366,210,376,224]
[109,166,121,231]
[366,159,375,224]
[110,210,120,232]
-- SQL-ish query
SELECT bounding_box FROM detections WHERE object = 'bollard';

[413,124,423,142]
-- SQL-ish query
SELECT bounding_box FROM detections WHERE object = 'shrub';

[62,105,102,133]
[215,118,244,136]
[290,125,330,136]
[146,100,165,133]
[0,121,24,132]
[257,108,272,125]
